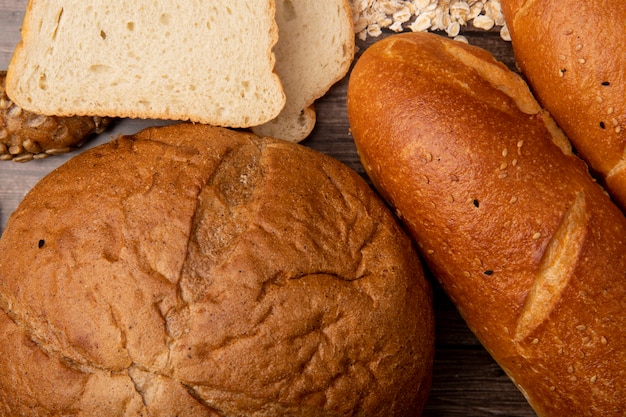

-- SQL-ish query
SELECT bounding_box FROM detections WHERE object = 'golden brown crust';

[501,0,626,210]
[347,32,626,416]
[0,71,113,162]
[0,123,434,416]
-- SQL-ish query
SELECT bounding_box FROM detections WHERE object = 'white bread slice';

[6,0,286,128]
[251,0,355,142]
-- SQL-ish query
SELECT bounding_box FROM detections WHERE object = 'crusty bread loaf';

[251,0,355,143]
[1,71,112,162]
[500,0,626,210]
[0,123,434,416]
[347,32,626,416]
[5,0,285,128]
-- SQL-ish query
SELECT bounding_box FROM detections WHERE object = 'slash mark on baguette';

[515,192,587,342]
[606,148,626,182]
[441,41,541,115]
[441,40,573,156]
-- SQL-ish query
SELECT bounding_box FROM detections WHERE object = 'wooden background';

[1,1,537,415]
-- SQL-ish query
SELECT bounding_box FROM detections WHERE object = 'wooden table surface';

[1,1,537,415]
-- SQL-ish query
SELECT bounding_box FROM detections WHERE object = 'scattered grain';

[499,24,511,41]
[454,35,469,43]
[22,139,42,154]
[33,153,50,160]
[532,232,541,239]
[472,14,494,30]
[45,147,72,155]
[12,153,34,162]
[350,0,506,40]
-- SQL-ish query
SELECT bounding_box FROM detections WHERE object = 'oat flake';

[350,0,509,42]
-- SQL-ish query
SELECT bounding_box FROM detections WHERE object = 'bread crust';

[501,0,626,210]
[0,123,434,416]
[347,32,626,416]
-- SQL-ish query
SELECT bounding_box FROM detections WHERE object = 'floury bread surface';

[6,0,286,127]
[0,123,434,416]
[347,32,626,416]
[501,0,626,211]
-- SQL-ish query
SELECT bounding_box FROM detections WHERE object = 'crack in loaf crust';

[0,123,434,416]
[347,32,626,416]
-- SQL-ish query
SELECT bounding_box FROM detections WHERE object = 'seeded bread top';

[0,71,112,162]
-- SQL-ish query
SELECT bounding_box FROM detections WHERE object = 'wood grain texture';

[0,2,536,415]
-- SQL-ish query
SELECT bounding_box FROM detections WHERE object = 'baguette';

[5,0,285,128]
[347,32,626,416]
[500,0,626,210]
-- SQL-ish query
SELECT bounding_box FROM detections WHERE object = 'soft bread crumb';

[6,0,285,127]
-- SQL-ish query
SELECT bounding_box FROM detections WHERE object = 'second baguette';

[347,32,626,416]
[501,0,626,211]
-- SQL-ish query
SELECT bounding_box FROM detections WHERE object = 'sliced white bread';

[251,0,355,142]
[6,0,286,128]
